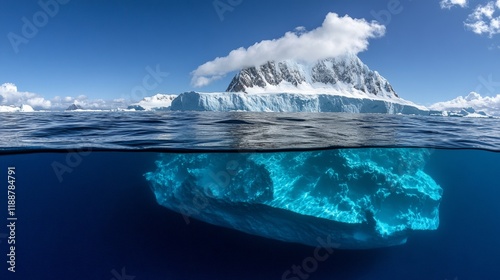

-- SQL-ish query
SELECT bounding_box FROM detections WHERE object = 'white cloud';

[1,83,17,93]
[27,97,52,108]
[464,1,500,37]
[430,92,500,116]
[440,0,468,9]
[0,83,52,109]
[191,13,385,87]
[293,26,307,35]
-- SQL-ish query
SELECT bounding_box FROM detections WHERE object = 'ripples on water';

[1,111,500,153]
[1,112,500,279]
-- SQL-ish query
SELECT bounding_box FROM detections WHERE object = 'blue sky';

[1,0,500,108]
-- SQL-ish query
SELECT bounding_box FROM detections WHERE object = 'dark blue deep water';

[1,112,500,280]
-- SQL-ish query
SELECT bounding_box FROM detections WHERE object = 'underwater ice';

[145,148,442,249]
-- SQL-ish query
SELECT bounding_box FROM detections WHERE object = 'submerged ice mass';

[145,148,442,249]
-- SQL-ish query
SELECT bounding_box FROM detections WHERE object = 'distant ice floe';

[431,92,500,117]
[0,104,34,112]
[126,94,178,111]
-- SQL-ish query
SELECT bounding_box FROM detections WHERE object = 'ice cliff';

[170,91,427,114]
[145,148,442,249]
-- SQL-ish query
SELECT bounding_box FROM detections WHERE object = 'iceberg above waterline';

[145,148,442,249]
[171,55,430,114]
[158,54,431,115]
[170,91,429,114]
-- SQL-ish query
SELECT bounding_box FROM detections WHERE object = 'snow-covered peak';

[226,54,398,100]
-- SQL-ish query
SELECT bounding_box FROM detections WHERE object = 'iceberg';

[0,104,35,112]
[129,55,440,114]
[170,91,429,114]
[127,93,177,111]
[145,148,442,249]
[171,55,430,114]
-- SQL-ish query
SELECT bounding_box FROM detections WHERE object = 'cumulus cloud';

[440,0,468,9]
[430,92,500,116]
[464,1,500,37]
[0,83,52,109]
[191,13,385,87]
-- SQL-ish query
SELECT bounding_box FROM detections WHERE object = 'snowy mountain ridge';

[227,54,398,99]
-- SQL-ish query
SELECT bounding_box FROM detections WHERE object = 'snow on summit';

[226,54,399,99]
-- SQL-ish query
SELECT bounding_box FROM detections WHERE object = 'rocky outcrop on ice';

[226,54,398,99]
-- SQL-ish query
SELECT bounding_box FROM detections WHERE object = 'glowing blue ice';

[145,148,442,249]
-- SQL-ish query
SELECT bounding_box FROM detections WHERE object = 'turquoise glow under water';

[145,148,442,249]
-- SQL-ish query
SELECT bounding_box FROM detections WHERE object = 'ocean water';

[1,112,500,280]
